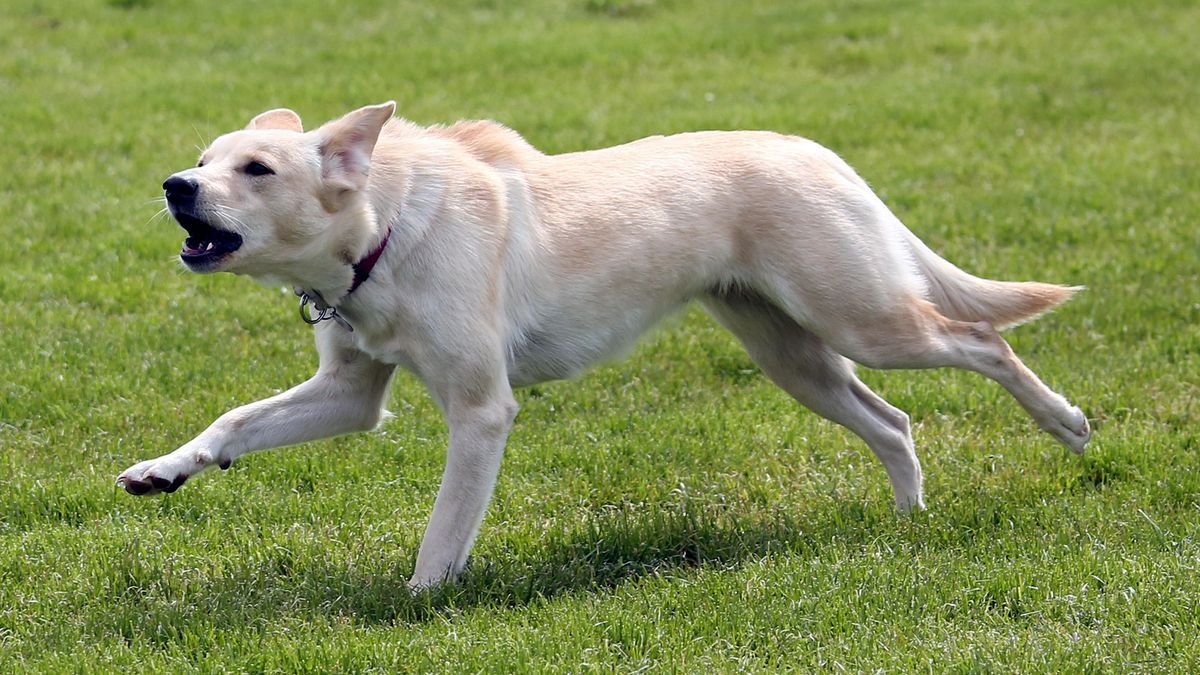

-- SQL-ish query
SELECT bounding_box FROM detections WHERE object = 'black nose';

[163,175,198,201]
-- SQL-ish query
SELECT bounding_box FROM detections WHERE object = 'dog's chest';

[336,308,425,374]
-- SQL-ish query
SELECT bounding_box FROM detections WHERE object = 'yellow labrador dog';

[119,102,1090,588]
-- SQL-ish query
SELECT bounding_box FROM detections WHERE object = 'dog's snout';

[163,175,199,201]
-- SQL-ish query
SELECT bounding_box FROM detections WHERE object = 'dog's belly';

[504,302,683,387]
[506,331,589,386]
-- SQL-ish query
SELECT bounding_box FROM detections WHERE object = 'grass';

[1,0,1198,670]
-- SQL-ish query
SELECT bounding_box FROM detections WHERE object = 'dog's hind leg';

[702,292,925,510]
[745,186,1087,453]
[804,300,1091,455]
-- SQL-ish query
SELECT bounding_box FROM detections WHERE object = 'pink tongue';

[184,238,207,254]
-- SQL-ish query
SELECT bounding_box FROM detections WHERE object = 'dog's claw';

[120,478,153,496]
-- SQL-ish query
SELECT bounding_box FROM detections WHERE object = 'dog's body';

[119,103,1090,588]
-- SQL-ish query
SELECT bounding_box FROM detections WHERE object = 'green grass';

[2,0,1199,670]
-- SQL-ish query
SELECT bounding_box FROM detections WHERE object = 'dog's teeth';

[204,242,214,252]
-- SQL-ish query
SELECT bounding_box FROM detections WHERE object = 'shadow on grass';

[413,507,855,619]
[236,500,902,628]
[89,499,917,649]
[91,486,1079,648]
[371,489,1056,624]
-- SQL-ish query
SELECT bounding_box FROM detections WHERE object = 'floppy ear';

[246,108,303,132]
[316,101,396,195]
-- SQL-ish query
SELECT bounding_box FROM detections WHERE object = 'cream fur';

[119,102,1090,589]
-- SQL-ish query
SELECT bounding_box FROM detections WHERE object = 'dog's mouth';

[175,211,243,269]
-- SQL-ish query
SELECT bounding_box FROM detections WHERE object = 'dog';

[118,102,1090,588]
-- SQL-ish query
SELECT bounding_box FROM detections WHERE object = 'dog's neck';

[293,224,391,304]
[288,226,391,332]
[287,193,392,298]
[286,160,410,325]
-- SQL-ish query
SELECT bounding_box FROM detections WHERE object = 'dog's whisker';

[144,207,171,227]
[191,124,211,155]
[209,205,250,232]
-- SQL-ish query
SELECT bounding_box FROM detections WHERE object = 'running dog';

[119,102,1090,588]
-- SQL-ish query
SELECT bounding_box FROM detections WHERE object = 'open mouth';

[175,211,243,268]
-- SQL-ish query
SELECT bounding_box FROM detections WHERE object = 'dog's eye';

[243,161,275,177]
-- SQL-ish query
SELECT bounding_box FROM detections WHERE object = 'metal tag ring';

[298,295,331,325]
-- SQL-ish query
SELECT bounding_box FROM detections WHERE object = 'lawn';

[1,0,1198,670]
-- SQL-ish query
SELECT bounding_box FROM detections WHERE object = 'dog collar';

[348,226,392,294]
[294,227,392,332]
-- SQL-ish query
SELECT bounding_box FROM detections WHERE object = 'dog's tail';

[903,229,1081,330]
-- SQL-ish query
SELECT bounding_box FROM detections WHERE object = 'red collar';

[348,227,391,295]
[293,227,392,333]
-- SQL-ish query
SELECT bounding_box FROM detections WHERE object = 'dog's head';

[161,102,395,282]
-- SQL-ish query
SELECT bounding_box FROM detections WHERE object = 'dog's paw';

[895,492,927,514]
[407,574,448,594]
[116,448,226,496]
[1048,405,1091,455]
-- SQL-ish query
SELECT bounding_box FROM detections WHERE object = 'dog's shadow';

[104,492,1034,644]
[252,499,921,626]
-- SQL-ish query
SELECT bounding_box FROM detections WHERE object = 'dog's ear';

[316,102,396,200]
[246,108,303,132]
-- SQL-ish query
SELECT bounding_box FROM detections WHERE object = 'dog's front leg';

[117,325,394,495]
[410,375,518,590]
